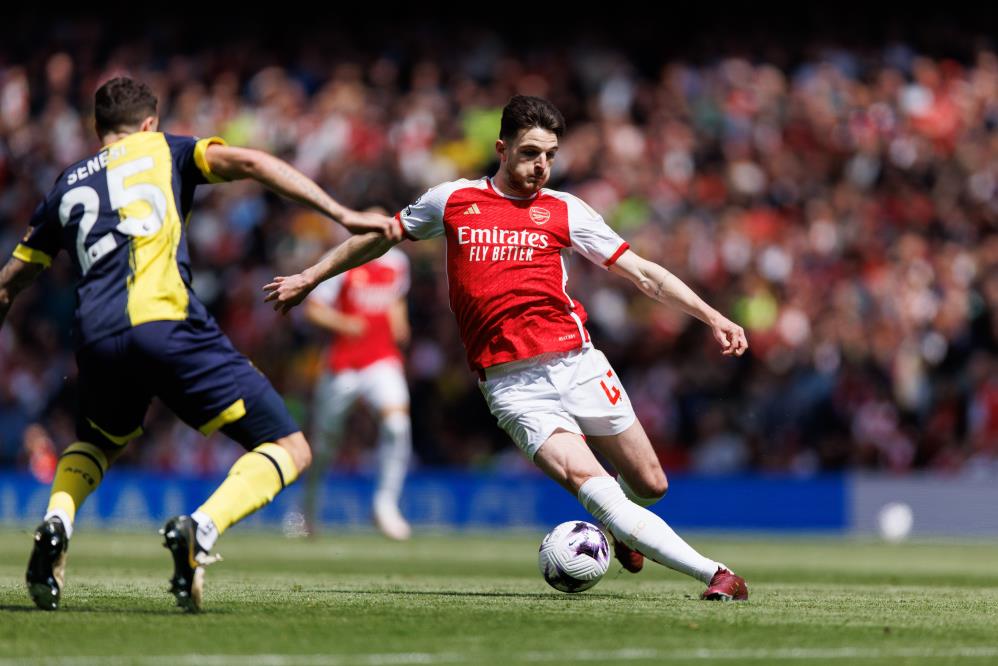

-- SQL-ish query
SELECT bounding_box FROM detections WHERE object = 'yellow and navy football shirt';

[13,132,227,347]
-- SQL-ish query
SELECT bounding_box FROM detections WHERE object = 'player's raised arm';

[609,250,749,357]
[264,232,399,314]
[202,144,401,240]
[0,257,45,330]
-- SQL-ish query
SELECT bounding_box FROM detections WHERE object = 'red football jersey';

[396,177,628,371]
[309,248,409,371]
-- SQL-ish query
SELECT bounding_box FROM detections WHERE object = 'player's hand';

[263,273,314,315]
[709,315,749,357]
[341,210,402,241]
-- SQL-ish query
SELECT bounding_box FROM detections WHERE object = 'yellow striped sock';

[196,443,298,535]
[47,442,109,524]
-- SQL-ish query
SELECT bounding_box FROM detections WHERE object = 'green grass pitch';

[2,528,997,665]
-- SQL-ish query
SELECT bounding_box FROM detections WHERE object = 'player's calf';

[579,477,729,589]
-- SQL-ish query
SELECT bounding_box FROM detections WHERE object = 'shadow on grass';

[301,588,631,600]
[1,603,236,615]
[0,604,38,612]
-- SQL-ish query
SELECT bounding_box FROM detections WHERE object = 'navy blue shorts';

[76,319,299,451]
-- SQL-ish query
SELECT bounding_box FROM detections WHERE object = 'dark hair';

[499,95,565,142]
[94,77,158,136]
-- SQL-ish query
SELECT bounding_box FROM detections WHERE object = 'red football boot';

[608,531,644,573]
[701,567,749,601]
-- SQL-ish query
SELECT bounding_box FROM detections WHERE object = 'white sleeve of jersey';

[558,192,630,268]
[396,179,472,240]
[308,273,345,307]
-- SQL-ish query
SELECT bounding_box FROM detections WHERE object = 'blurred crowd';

[0,23,995,478]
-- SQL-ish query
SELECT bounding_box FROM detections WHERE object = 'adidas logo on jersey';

[463,203,481,215]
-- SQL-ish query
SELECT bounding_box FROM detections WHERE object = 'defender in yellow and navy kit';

[15,131,295,449]
[0,76,399,613]
[16,132,225,348]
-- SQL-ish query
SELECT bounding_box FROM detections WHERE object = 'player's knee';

[294,441,313,472]
[277,432,312,473]
[298,445,313,472]
[642,469,668,499]
[647,473,668,500]
[620,471,667,505]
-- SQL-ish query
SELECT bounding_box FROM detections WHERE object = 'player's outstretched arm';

[264,232,399,314]
[0,257,45,330]
[609,250,748,357]
[203,144,401,240]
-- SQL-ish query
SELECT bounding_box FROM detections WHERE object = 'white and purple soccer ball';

[538,521,611,593]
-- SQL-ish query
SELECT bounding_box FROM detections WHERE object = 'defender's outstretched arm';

[204,145,400,240]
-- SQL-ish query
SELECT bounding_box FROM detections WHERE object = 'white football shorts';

[478,345,637,459]
[312,358,410,439]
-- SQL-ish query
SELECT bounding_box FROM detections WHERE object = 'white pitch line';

[5,647,998,665]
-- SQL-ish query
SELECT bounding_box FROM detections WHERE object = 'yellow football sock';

[47,442,109,524]
[196,443,299,535]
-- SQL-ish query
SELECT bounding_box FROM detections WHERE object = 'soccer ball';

[538,521,610,593]
[877,502,913,542]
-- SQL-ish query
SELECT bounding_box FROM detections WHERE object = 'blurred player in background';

[265,95,750,600]
[303,237,413,540]
[0,77,397,612]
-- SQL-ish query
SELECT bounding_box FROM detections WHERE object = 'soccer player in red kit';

[265,96,749,600]
[303,247,413,540]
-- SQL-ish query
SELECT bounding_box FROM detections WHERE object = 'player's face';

[497,127,559,195]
